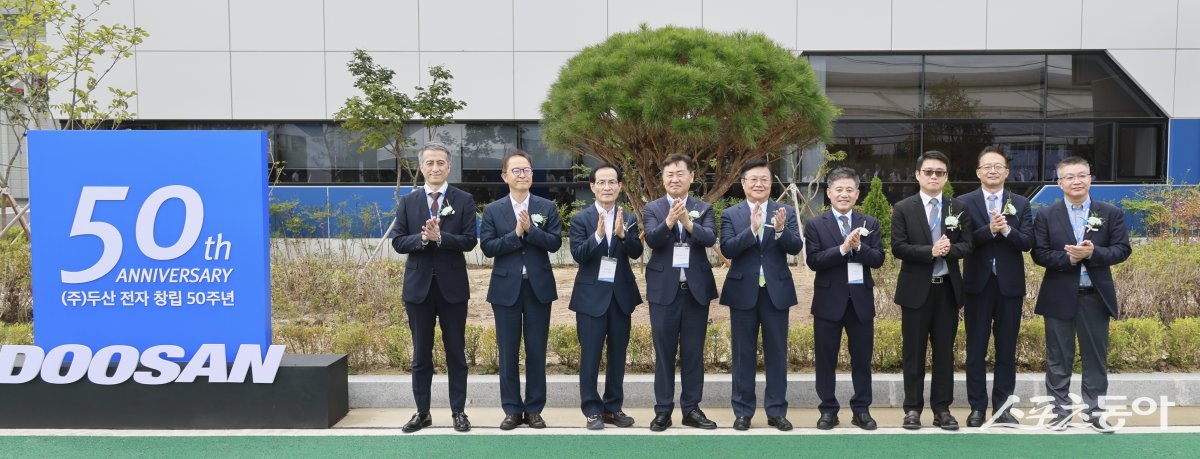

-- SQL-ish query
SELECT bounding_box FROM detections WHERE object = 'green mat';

[4,434,1199,458]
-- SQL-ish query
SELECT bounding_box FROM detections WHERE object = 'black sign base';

[0,354,348,429]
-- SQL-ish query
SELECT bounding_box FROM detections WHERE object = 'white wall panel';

[420,52,514,119]
[326,52,421,117]
[136,0,229,51]
[48,1,135,49]
[418,0,513,51]
[49,53,139,120]
[136,52,231,119]
[1178,0,1200,49]
[608,0,702,34]
[1109,50,1176,116]
[229,0,324,51]
[514,52,574,119]
[703,0,796,50]
[1082,0,1177,50]
[796,0,890,51]
[513,0,607,51]
[1174,50,1200,117]
[230,52,326,119]
[325,0,419,51]
[987,0,1081,50]
[892,0,987,50]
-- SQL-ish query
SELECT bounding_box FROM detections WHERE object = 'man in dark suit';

[961,147,1034,428]
[480,151,562,430]
[1032,156,1131,434]
[643,154,719,432]
[391,142,478,433]
[719,158,802,432]
[803,167,884,431]
[892,150,973,431]
[569,164,644,430]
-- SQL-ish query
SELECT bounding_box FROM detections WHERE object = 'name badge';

[848,263,864,284]
[599,257,617,283]
[673,243,690,268]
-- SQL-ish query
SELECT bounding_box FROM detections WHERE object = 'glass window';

[461,123,518,171]
[1117,124,1163,179]
[518,123,574,170]
[1047,54,1162,118]
[924,55,1044,119]
[1044,122,1113,181]
[923,122,1042,182]
[826,123,919,183]
[810,55,922,119]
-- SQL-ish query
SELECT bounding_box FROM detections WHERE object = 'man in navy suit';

[643,154,719,432]
[892,150,973,431]
[480,151,562,430]
[803,167,884,431]
[568,164,644,430]
[719,158,802,432]
[1032,156,1131,433]
[390,142,478,433]
[961,147,1034,428]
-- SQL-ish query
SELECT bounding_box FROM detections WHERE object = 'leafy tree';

[541,26,838,217]
[0,0,146,236]
[333,50,465,204]
[857,176,893,252]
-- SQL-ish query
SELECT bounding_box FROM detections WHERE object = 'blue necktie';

[1071,204,1093,287]
[988,195,998,275]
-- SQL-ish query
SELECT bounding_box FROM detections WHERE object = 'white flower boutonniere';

[688,210,700,219]
[857,221,871,236]
[531,213,546,226]
[1086,212,1104,233]
[1003,198,1017,216]
[944,201,963,231]
[440,204,455,217]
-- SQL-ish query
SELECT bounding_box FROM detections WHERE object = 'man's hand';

[751,205,764,238]
[665,198,684,229]
[841,228,861,253]
[516,209,531,237]
[614,211,626,239]
[932,234,950,257]
[772,207,787,233]
[596,211,607,239]
[1066,240,1094,264]
[989,211,1008,234]
[423,218,442,243]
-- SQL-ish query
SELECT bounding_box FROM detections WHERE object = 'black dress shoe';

[993,410,1020,427]
[1046,413,1071,431]
[402,412,432,433]
[604,411,635,428]
[767,416,792,431]
[1089,414,1116,434]
[816,412,839,430]
[499,413,523,430]
[649,413,672,432]
[932,411,959,431]
[902,410,921,430]
[526,412,546,429]
[452,412,470,432]
[851,412,877,430]
[966,410,986,427]
[682,409,717,429]
[733,416,751,431]
[586,414,604,430]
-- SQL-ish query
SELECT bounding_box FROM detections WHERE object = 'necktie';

[988,195,998,274]
[429,191,442,219]
[756,203,766,287]
[839,215,850,237]
[929,198,947,276]
[1072,204,1093,287]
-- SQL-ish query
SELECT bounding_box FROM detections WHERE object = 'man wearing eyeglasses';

[568,164,644,430]
[719,158,802,432]
[1032,156,1131,433]
[392,142,478,433]
[959,146,1034,428]
[480,150,562,430]
[892,150,973,431]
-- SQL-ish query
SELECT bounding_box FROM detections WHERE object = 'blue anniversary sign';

[28,130,271,360]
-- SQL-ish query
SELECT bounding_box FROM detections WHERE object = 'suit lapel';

[416,186,430,220]
[1052,202,1075,243]
[824,211,843,243]
[968,190,989,227]
[913,195,933,244]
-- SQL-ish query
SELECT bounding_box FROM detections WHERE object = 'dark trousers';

[730,287,790,418]
[650,285,710,415]
[492,280,551,415]
[1045,291,1110,416]
[405,277,468,413]
[901,282,958,414]
[965,275,1022,413]
[814,300,873,415]
[577,297,631,416]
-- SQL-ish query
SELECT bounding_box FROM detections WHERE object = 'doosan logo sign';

[0,344,286,385]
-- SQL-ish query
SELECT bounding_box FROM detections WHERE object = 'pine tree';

[858,176,893,252]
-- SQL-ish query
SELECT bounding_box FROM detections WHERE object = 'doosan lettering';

[0,344,285,385]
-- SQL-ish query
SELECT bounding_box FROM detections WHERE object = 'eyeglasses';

[593,180,619,188]
[1058,174,1093,183]
[919,169,948,178]
[830,187,858,194]
[977,165,1007,172]
[509,167,533,176]
[742,177,771,185]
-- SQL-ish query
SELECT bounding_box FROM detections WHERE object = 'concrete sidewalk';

[350,373,1200,409]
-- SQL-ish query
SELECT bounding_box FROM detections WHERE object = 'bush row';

[258,317,1200,374]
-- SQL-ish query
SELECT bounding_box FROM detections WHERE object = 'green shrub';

[549,324,581,370]
[627,325,655,372]
[787,325,815,369]
[1016,316,1046,371]
[384,326,412,369]
[1112,240,1200,321]
[333,324,376,373]
[1168,318,1200,369]
[0,323,33,345]
[275,324,333,355]
[0,230,32,324]
[873,319,903,371]
[1108,318,1167,371]
[856,176,892,253]
[705,322,731,370]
